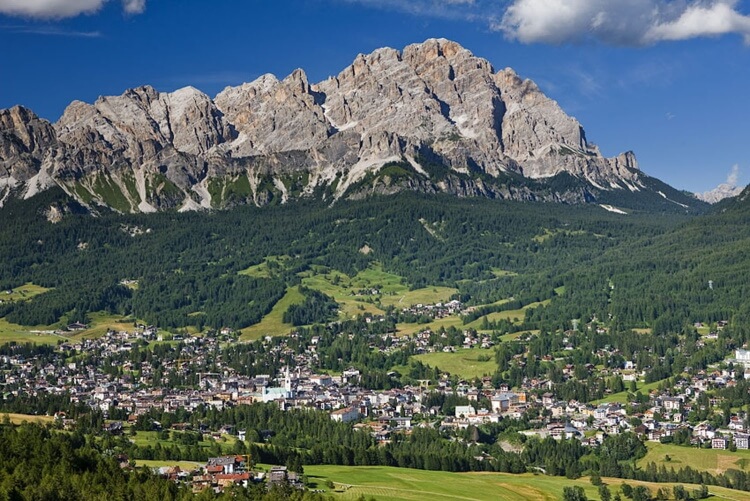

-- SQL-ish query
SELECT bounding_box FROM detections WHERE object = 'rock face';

[0,38,699,212]
[0,106,57,203]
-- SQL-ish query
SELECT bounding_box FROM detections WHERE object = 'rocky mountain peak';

[0,38,699,214]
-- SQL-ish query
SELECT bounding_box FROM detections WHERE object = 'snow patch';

[600,204,628,215]
[658,190,689,208]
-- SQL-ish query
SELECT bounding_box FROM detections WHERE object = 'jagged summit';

[0,39,700,213]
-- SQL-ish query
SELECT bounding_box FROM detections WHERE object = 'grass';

[301,269,384,319]
[238,255,291,279]
[0,317,62,345]
[304,466,746,501]
[1,413,55,425]
[129,430,239,453]
[395,315,464,336]
[240,286,305,340]
[464,300,551,331]
[491,268,517,278]
[592,378,669,404]
[134,459,204,470]
[72,311,139,339]
[410,349,497,379]
[378,286,457,308]
[639,442,750,475]
[302,264,456,317]
[0,283,51,302]
[533,228,588,244]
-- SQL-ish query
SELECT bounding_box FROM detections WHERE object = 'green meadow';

[240,286,305,340]
[409,348,497,380]
[639,442,750,475]
[304,466,747,501]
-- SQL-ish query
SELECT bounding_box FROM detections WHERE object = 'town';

[2,302,748,494]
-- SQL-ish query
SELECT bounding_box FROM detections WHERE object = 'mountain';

[696,182,744,204]
[0,39,703,213]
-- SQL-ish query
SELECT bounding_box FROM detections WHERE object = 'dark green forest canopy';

[0,187,747,333]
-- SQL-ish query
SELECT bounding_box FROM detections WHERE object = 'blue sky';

[1,0,749,193]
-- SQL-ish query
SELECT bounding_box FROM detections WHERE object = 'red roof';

[216,473,250,481]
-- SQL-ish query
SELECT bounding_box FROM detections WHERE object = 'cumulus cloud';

[0,0,145,19]
[498,0,750,45]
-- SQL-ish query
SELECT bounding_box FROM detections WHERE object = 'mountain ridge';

[0,38,704,214]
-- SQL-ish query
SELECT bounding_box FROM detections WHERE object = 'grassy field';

[302,264,457,317]
[238,255,291,279]
[134,459,204,470]
[72,311,139,339]
[639,442,750,475]
[301,269,385,318]
[130,430,239,454]
[465,300,550,330]
[378,286,457,308]
[593,378,669,404]
[395,300,549,337]
[1,413,55,425]
[395,315,464,336]
[410,348,497,379]
[304,466,747,501]
[491,268,518,278]
[0,317,62,345]
[240,286,305,340]
[0,283,50,302]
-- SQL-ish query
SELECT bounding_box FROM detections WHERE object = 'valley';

[1,187,750,499]
[0,25,749,501]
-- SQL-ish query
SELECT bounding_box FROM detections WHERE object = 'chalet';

[454,405,475,418]
[660,397,682,412]
[330,407,360,423]
[711,437,729,450]
[542,393,554,407]
[206,455,245,474]
[735,433,750,450]
[268,466,289,485]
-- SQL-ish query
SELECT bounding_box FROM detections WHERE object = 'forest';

[2,186,746,337]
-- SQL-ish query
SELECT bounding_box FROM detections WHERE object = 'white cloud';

[647,2,750,43]
[727,164,741,186]
[0,24,101,36]
[0,0,146,19]
[122,0,145,14]
[498,0,750,46]
[341,0,485,21]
